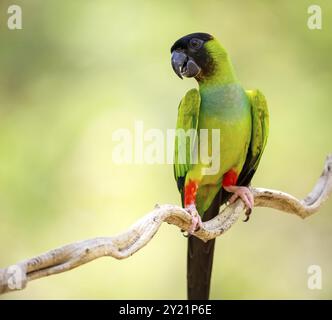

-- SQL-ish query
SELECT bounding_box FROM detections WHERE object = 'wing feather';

[238,89,269,186]
[173,88,201,193]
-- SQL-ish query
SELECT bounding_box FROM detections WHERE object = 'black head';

[170,33,214,79]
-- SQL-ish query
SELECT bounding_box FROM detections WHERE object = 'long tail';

[187,189,229,300]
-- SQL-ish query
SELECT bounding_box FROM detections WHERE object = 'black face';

[170,33,214,79]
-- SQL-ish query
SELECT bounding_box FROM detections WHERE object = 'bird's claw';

[185,204,202,234]
[181,231,190,238]
[243,207,252,222]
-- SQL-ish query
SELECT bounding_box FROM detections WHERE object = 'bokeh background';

[0,0,331,299]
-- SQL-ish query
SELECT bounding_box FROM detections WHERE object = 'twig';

[0,154,331,295]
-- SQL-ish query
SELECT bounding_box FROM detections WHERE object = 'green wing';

[174,88,201,193]
[238,89,269,186]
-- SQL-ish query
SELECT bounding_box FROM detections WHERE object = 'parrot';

[170,33,269,300]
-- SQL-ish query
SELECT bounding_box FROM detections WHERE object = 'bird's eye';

[189,38,203,50]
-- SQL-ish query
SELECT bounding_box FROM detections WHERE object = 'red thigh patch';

[222,169,238,187]
[184,179,198,207]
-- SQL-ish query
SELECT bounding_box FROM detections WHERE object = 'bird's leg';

[184,179,202,234]
[222,169,254,221]
[223,185,254,209]
[223,185,254,221]
[185,204,202,234]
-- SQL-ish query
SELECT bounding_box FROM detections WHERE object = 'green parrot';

[170,33,269,300]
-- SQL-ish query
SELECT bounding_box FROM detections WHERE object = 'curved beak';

[171,51,186,79]
[171,51,201,79]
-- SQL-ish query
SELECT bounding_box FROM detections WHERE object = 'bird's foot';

[243,207,252,222]
[185,204,203,234]
[224,185,254,222]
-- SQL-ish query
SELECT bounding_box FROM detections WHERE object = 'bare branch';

[0,154,331,295]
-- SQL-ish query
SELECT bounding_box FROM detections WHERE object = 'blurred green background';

[0,0,331,299]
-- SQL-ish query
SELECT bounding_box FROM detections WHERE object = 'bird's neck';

[197,56,238,90]
[198,66,238,89]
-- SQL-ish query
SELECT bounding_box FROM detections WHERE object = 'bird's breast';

[199,83,250,121]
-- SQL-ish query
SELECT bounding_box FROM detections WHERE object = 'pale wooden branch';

[0,154,331,295]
